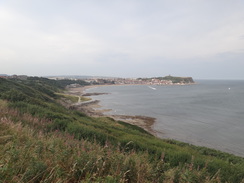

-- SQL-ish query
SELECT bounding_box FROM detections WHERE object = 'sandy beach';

[66,85,157,136]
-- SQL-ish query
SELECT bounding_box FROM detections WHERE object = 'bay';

[87,80,244,157]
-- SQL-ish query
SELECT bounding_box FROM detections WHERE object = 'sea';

[86,80,244,157]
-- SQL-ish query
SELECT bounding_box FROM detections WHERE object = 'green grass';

[0,110,224,183]
[55,93,80,103]
[79,96,91,102]
[56,92,91,104]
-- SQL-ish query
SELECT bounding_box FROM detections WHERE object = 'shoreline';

[66,85,157,136]
[67,84,244,157]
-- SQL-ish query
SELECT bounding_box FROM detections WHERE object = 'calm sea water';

[87,80,244,156]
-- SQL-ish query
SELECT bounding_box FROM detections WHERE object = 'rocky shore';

[65,85,157,136]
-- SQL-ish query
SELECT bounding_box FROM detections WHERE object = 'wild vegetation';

[0,77,244,182]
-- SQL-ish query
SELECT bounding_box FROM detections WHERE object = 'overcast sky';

[0,0,244,79]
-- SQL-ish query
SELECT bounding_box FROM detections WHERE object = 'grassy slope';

[0,77,244,182]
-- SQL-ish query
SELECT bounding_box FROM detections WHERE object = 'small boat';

[148,86,156,90]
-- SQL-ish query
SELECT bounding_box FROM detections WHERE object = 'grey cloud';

[0,0,244,79]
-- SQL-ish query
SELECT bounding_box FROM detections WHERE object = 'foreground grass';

[1,103,244,182]
[0,109,223,183]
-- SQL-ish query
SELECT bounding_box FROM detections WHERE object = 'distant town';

[49,75,194,85]
[0,74,195,86]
